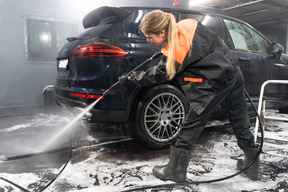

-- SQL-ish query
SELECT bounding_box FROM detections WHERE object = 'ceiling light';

[173,0,180,7]
[135,10,143,23]
[243,9,268,16]
[201,15,211,25]
[41,34,50,42]
[190,0,211,6]
[222,0,265,11]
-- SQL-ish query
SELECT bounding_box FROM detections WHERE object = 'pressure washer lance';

[102,51,162,97]
[0,51,263,191]
[89,51,263,190]
[104,51,263,191]
[0,51,162,192]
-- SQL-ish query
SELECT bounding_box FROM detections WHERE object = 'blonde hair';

[140,10,177,79]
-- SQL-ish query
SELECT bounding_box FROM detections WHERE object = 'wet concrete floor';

[0,106,143,191]
[0,106,287,191]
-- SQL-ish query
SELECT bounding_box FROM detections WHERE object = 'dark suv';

[55,6,288,149]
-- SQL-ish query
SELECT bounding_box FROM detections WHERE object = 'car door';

[222,18,287,99]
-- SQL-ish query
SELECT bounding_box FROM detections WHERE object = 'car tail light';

[72,43,128,60]
[71,92,103,99]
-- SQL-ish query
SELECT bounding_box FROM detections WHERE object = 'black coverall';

[129,19,256,150]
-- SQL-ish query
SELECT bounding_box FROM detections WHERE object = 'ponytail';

[165,13,177,80]
[140,10,178,80]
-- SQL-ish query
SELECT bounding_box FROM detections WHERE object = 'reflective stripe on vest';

[184,77,203,82]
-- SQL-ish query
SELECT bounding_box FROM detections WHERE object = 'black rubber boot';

[152,146,191,183]
[237,147,260,180]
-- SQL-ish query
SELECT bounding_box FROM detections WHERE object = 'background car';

[54,6,288,149]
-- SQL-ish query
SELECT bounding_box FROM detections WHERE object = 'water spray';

[40,51,161,151]
[39,97,103,151]
[0,52,161,192]
[0,51,264,191]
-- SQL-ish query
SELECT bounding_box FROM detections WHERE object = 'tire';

[278,107,288,114]
[132,84,189,149]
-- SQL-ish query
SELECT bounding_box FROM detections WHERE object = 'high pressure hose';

[0,177,29,192]
[0,117,74,192]
[0,52,264,191]
[121,89,264,192]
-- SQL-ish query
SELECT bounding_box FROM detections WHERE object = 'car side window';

[223,19,269,54]
[135,10,178,38]
[180,13,224,41]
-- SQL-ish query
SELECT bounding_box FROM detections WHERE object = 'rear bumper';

[54,86,129,123]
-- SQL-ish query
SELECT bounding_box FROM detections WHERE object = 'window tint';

[77,25,112,38]
[223,19,269,54]
[132,9,154,38]
[27,19,78,61]
[79,8,136,39]
[134,10,178,39]
[82,7,132,29]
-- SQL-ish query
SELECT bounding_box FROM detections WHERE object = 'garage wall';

[287,25,288,54]
[0,0,78,108]
[0,0,188,110]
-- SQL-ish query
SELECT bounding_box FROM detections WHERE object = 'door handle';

[238,57,250,63]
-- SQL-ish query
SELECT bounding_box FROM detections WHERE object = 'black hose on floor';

[0,53,164,191]
[121,89,264,192]
[0,52,264,191]
[0,176,29,192]
[0,121,73,192]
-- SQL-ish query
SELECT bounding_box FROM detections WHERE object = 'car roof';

[120,6,268,42]
[121,6,242,22]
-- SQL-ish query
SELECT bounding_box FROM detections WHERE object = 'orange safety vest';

[161,19,198,64]
[161,19,202,83]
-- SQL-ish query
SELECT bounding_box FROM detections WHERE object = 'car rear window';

[82,6,132,29]
[77,25,112,39]
[76,7,132,39]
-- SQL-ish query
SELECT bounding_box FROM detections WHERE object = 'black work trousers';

[175,71,256,150]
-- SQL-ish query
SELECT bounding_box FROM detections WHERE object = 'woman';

[119,10,259,182]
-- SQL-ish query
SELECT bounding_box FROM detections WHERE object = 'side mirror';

[271,43,284,54]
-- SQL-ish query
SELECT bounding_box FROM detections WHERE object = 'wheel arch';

[127,80,186,121]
